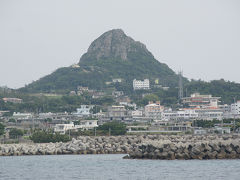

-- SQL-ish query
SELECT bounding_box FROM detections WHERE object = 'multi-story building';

[194,108,223,120]
[130,110,143,117]
[107,106,127,119]
[54,122,75,134]
[38,112,76,123]
[144,101,164,120]
[231,101,240,115]
[73,105,93,117]
[112,91,124,98]
[182,93,220,108]
[54,120,98,134]
[3,98,22,104]
[75,120,98,130]
[162,109,198,121]
[133,79,150,90]
[13,112,33,120]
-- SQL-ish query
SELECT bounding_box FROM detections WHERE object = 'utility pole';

[233,97,236,133]
[94,127,96,136]
[109,128,111,136]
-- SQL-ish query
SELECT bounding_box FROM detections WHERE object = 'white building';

[162,109,198,121]
[195,108,223,120]
[54,120,98,134]
[108,106,127,118]
[54,122,75,134]
[13,112,33,120]
[73,105,93,117]
[133,79,150,90]
[194,128,207,135]
[231,101,240,115]
[130,110,143,117]
[75,120,98,130]
[112,78,122,83]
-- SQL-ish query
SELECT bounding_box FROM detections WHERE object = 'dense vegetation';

[193,119,240,129]
[1,79,240,114]
[9,128,24,139]
[30,131,71,143]
[0,123,4,136]
[97,121,127,135]
[0,91,114,114]
[185,79,240,104]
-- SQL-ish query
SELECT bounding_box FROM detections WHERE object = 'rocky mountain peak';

[80,29,150,62]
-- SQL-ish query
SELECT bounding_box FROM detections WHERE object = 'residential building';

[54,120,98,134]
[69,91,76,96]
[130,110,143,117]
[71,64,80,68]
[195,108,223,120]
[3,98,22,104]
[92,92,105,99]
[73,105,93,117]
[13,112,33,120]
[112,91,124,98]
[77,86,89,95]
[144,101,164,120]
[231,101,240,115]
[162,109,198,121]
[194,128,207,135]
[0,111,9,117]
[133,79,150,90]
[108,106,127,119]
[54,122,75,134]
[112,78,122,83]
[75,120,98,130]
[182,93,220,108]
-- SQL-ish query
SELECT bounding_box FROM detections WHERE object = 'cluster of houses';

[1,79,239,135]
[1,91,240,135]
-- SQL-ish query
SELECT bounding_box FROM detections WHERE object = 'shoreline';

[1,134,240,160]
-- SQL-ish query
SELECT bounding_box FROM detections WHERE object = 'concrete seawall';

[0,135,240,160]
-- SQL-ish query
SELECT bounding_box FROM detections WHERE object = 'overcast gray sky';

[0,0,240,89]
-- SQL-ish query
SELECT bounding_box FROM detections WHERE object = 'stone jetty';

[125,134,240,160]
[0,136,140,156]
[0,135,240,160]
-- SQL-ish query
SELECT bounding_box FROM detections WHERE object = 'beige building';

[3,98,22,104]
[108,106,127,119]
[182,93,220,108]
[144,101,164,119]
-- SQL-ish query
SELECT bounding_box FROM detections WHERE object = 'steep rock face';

[80,29,152,63]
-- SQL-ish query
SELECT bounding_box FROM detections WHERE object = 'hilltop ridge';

[20,29,180,93]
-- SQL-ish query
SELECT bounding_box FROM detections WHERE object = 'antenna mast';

[178,70,183,102]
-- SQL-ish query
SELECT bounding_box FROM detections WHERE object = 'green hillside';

[19,29,180,93]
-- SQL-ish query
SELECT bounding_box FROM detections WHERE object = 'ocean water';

[0,154,240,180]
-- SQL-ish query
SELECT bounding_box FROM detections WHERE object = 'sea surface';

[0,154,240,180]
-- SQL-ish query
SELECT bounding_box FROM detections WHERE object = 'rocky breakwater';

[126,134,240,160]
[0,136,142,156]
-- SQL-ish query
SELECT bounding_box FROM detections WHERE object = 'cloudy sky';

[0,0,239,88]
